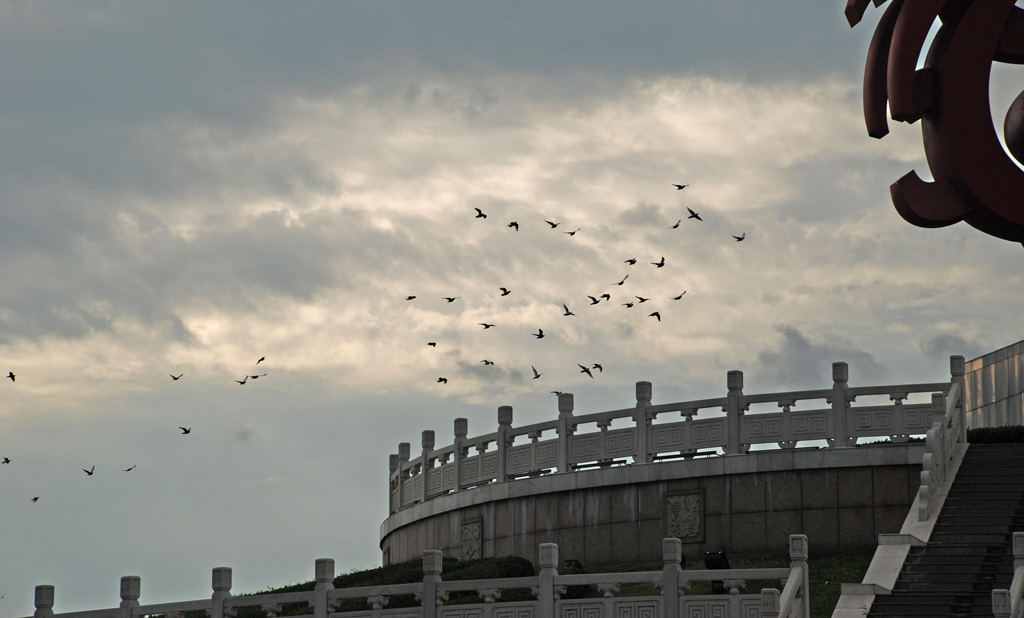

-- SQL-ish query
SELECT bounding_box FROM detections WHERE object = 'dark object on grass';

[705,551,731,594]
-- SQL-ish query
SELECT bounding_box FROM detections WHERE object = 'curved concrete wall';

[380,444,923,566]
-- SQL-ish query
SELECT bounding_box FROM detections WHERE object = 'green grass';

[220,547,873,618]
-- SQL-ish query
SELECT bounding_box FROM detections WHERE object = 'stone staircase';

[868,444,1024,617]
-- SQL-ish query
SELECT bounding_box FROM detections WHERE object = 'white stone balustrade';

[992,532,1024,618]
[21,537,809,618]
[391,358,965,514]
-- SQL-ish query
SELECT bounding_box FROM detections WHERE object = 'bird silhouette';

[6,372,14,382]
[562,304,575,316]
[427,342,437,347]
[123,465,137,472]
[83,466,95,476]
[671,219,681,229]
[652,257,665,268]
[507,221,519,231]
[436,377,448,384]
[405,295,416,300]
[533,329,545,339]
[578,364,594,379]
[614,274,629,286]
[248,373,267,379]
[545,220,562,228]
[2,457,10,464]
[587,295,600,305]
[474,208,487,219]
[624,258,637,265]
[600,293,611,301]
[256,357,265,364]
[673,184,689,190]
[592,363,603,373]
[179,427,191,434]
[733,233,746,241]
[687,207,702,221]
[635,296,649,303]
[481,360,494,366]
[479,323,496,329]
[532,366,542,379]
[444,297,460,303]
[623,302,634,308]
[499,287,512,296]
[564,228,581,236]
[234,376,248,385]
[169,373,183,380]
[649,311,662,321]
[30,497,38,503]
[672,292,687,300]
[550,390,562,396]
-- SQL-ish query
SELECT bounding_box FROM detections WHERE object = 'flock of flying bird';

[407,183,746,390]
[3,356,270,503]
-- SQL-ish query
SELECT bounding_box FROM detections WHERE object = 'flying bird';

[507,221,519,231]
[123,465,136,472]
[2,457,10,464]
[405,295,416,301]
[614,274,629,286]
[436,377,448,384]
[6,372,14,382]
[600,293,611,301]
[545,220,562,228]
[30,497,38,503]
[672,292,687,300]
[673,184,689,190]
[481,360,494,366]
[624,258,637,265]
[532,366,542,379]
[474,208,487,219]
[169,373,183,380]
[444,297,460,303]
[635,296,649,303]
[592,363,603,373]
[550,390,562,396]
[234,376,248,385]
[256,357,265,364]
[83,466,95,476]
[179,427,191,434]
[733,233,746,241]
[587,295,600,305]
[427,342,437,347]
[652,257,665,268]
[687,207,702,221]
[479,323,496,329]
[671,219,681,229]
[649,311,662,321]
[533,329,545,339]
[564,228,581,236]
[499,287,512,296]
[578,364,594,379]
[622,302,634,308]
[562,304,575,316]
[248,373,267,379]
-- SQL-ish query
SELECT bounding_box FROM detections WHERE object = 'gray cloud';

[754,324,887,390]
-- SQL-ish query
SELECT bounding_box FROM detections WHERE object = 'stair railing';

[992,532,1024,618]
[917,355,966,522]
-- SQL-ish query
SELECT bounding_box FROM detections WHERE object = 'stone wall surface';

[965,339,1024,428]
[380,444,922,566]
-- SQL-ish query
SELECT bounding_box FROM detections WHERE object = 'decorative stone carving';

[665,492,704,542]
[461,518,482,560]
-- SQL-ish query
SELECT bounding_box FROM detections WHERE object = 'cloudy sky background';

[3,1,1024,614]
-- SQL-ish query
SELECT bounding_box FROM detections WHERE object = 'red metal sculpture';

[847,0,1024,243]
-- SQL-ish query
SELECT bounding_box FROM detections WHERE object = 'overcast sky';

[3,2,1024,615]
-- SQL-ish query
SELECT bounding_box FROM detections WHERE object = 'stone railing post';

[454,419,467,492]
[421,550,443,618]
[398,442,410,506]
[389,453,400,514]
[661,538,682,618]
[119,576,141,618]
[950,355,966,439]
[314,559,334,618]
[760,588,780,618]
[831,362,852,446]
[1014,532,1024,570]
[557,394,574,473]
[789,534,810,618]
[211,567,232,618]
[993,589,1011,618]
[497,406,512,482]
[635,382,653,464]
[421,431,435,499]
[34,585,54,618]
[725,370,746,454]
[538,543,558,618]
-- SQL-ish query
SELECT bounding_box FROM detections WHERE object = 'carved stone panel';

[461,518,483,560]
[665,491,704,543]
